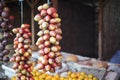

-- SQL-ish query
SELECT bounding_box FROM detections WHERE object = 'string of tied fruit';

[11,24,34,80]
[0,2,14,62]
[34,3,63,72]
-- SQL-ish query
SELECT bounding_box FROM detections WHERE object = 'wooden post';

[26,0,38,46]
[98,0,103,60]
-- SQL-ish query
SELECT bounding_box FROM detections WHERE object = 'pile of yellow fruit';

[12,69,98,80]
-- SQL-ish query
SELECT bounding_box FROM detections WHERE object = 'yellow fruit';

[60,77,67,80]
[54,74,60,78]
[68,71,72,76]
[80,72,86,76]
[79,76,84,79]
[77,78,83,80]
[52,77,58,80]
[11,76,16,80]
[93,77,98,80]
[68,77,72,80]
[34,77,39,80]
[76,72,81,77]
[46,76,52,80]
[84,78,89,80]
[31,69,99,80]
[71,73,77,78]
[72,78,77,80]
[88,74,93,79]
[88,79,92,80]
[36,72,41,76]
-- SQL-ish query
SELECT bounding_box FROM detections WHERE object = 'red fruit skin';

[19,28,24,34]
[47,7,56,15]
[19,48,25,54]
[12,28,19,34]
[41,10,47,16]
[24,64,29,68]
[18,43,23,48]
[43,55,49,59]
[24,28,30,33]
[44,15,51,21]
[45,65,51,71]
[38,44,45,49]
[38,63,44,69]
[16,33,21,37]
[50,19,56,24]
[14,37,18,41]
[21,24,30,28]
[30,78,34,80]
[48,52,55,58]
[51,62,58,68]
[23,33,29,39]
[13,45,18,49]
[41,58,48,65]
[15,56,21,62]
[44,41,50,47]
[24,45,29,49]
[28,32,32,36]
[39,49,45,56]
[52,12,58,18]
[43,34,50,40]
[27,67,32,72]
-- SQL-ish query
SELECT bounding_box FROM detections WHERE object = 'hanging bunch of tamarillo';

[34,3,63,72]
[0,2,14,62]
[11,24,34,80]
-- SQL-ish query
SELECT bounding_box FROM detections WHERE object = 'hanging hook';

[19,0,24,24]
[47,0,52,4]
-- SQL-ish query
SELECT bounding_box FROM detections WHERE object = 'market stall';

[2,51,120,80]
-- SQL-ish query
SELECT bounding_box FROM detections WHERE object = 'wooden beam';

[26,0,39,45]
[98,0,103,60]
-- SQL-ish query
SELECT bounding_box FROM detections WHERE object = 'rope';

[19,0,24,24]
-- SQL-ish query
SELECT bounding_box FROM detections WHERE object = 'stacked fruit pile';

[34,3,62,72]
[12,69,98,80]
[0,3,14,62]
[11,24,34,80]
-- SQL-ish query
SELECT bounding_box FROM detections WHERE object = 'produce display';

[11,69,98,80]
[34,3,62,72]
[0,2,14,62]
[11,24,34,80]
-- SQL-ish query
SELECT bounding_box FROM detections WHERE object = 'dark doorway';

[58,0,97,58]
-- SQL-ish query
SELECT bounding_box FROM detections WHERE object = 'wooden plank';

[98,0,103,60]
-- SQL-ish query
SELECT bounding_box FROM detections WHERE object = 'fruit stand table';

[2,51,120,80]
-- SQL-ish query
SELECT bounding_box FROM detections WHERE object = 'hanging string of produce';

[10,1,34,80]
[11,24,34,80]
[0,0,14,62]
[34,2,63,72]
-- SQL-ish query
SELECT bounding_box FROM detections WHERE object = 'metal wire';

[47,0,51,4]
[19,0,24,24]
